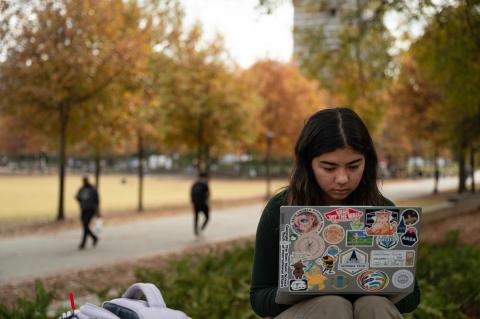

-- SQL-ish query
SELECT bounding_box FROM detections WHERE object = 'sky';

[180,0,425,68]
[180,0,294,68]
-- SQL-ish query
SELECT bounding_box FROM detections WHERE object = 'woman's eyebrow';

[319,158,363,166]
[347,158,363,165]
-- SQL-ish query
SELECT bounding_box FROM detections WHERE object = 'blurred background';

[0,0,479,318]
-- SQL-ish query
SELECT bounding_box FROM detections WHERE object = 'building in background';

[292,0,355,59]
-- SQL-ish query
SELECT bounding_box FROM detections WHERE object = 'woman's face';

[311,147,365,205]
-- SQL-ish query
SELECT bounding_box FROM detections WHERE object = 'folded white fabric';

[58,283,191,319]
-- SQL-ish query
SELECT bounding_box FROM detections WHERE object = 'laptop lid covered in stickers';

[276,206,421,305]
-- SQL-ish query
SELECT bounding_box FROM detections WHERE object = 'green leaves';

[0,280,53,319]
[134,242,260,319]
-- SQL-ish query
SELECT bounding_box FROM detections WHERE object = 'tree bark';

[433,147,439,194]
[94,153,101,190]
[137,132,144,212]
[458,141,467,193]
[470,144,476,192]
[57,104,69,221]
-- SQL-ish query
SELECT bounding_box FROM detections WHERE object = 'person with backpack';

[76,176,100,249]
[190,172,210,236]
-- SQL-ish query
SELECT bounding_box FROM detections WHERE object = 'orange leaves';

[242,59,325,157]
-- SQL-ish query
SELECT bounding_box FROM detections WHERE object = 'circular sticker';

[402,209,419,226]
[322,224,345,244]
[392,269,414,289]
[325,245,341,256]
[291,208,324,234]
[357,270,389,292]
[294,233,326,260]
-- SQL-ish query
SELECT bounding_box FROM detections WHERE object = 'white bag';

[95,218,103,234]
[58,283,191,319]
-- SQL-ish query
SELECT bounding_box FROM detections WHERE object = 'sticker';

[289,279,308,291]
[397,218,407,234]
[357,270,389,292]
[291,260,306,279]
[392,269,414,289]
[324,207,363,223]
[290,234,298,242]
[401,227,418,247]
[291,208,324,234]
[329,275,351,289]
[346,230,374,247]
[322,224,345,244]
[370,250,415,267]
[294,233,326,260]
[402,209,420,226]
[338,248,369,276]
[365,209,398,236]
[304,265,327,290]
[350,221,364,230]
[279,225,290,288]
[376,234,399,249]
[325,245,341,257]
[320,255,336,274]
[290,252,312,264]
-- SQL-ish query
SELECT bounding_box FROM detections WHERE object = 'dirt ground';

[1,207,480,309]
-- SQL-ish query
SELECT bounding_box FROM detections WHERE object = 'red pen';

[69,291,75,313]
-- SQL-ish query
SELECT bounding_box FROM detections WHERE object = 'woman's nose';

[335,169,349,184]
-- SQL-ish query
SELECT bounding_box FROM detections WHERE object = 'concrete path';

[0,174,477,285]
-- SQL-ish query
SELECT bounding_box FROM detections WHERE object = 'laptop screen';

[276,206,421,305]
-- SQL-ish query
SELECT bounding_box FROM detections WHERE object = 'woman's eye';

[349,165,360,170]
[323,167,335,172]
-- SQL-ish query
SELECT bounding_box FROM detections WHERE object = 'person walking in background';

[76,176,99,250]
[190,172,210,236]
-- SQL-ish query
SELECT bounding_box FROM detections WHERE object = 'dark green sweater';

[250,189,421,317]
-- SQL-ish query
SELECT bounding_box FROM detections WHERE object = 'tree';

[410,2,480,193]
[0,0,151,220]
[243,59,323,157]
[289,0,396,131]
[161,25,256,176]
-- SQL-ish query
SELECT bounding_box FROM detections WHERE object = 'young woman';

[250,108,420,318]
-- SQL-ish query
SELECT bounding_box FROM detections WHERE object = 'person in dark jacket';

[190,172,210,236]
[250,108,420,318]
[76,176,99,249]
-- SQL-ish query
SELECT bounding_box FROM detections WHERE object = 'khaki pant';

[274,295,403,319]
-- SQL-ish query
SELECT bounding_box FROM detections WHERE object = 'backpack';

[59,283,191,319]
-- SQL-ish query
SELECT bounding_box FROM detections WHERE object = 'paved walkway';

[0,174,476,285]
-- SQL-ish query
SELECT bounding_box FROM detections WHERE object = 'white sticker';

[370,250,415,268]
[279,225,290,288]
[392,269,414,289]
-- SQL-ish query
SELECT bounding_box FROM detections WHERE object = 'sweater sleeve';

[250,193,290,317]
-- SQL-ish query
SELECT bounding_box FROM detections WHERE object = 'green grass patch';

[2,233,479,319]
[0,175,287,222]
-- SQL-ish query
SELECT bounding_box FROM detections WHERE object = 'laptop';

[276,206,421,304]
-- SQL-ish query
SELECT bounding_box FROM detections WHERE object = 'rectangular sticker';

[279,225,290,288]
[370,250,415,268]
[346,230,374,247]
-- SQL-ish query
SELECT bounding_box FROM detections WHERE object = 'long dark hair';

[287,107,384,205]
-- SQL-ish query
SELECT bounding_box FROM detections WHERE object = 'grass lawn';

[0,174,288,222]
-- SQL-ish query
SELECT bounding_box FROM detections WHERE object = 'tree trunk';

[458,141,467,193]
[137,132,144,212]
[94,153,101,189]
[196,118,204,177]
[433,147,439,194]
[57,104,68,221]
[470,144,476,192]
